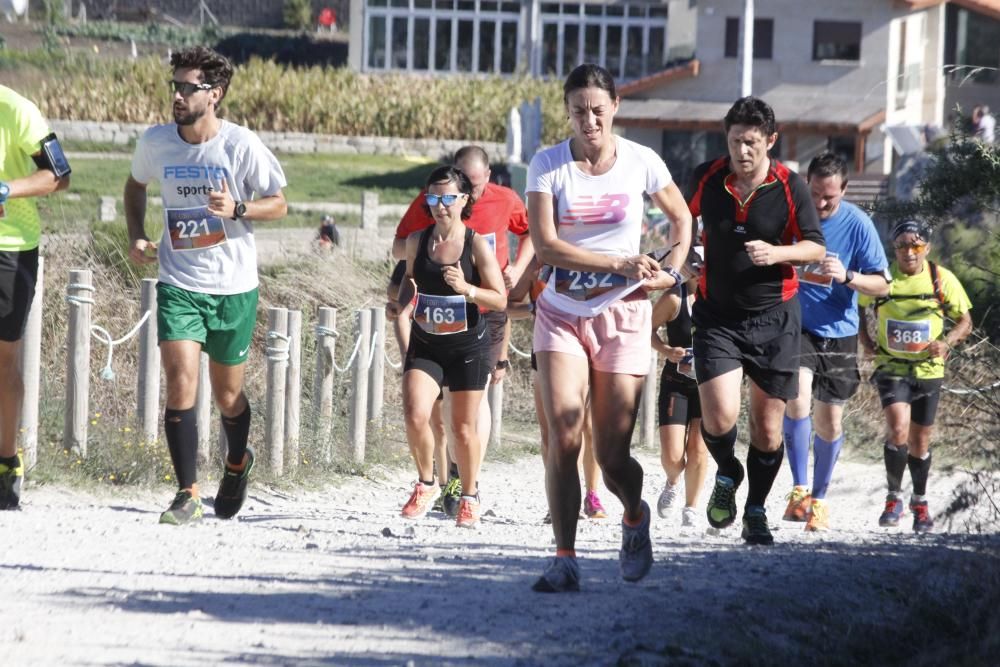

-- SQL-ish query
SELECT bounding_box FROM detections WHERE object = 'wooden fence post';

[349,309,371,465]
[18,256,43,468]
[136,278,159,445]
[284,310,302,471]
[368,306,385,426]
[313,306,337,462]
[265,307,289,475]
[64,269,93,455]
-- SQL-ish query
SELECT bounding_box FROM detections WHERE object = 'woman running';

[527,64,692,592]
[398,166,506,528]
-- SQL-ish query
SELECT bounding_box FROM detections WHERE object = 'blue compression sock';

[811,434,843,500]
[783,415,811,487]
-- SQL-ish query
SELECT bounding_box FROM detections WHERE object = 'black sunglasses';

[169,80,215,96]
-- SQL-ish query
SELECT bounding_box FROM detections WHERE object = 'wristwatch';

[843,270,856,285]
[232,201,247,220]
[495,359,510,371]
[0,181,9,204]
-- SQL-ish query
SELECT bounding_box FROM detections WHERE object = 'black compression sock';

[745,443,784,509]
[701,423,743,483]
[884,443,908,494]
[221,404,252,467]
[907,452,932,497]
[164,407,199,489]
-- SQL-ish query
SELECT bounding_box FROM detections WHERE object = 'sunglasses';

[894,242,927,253]
[425,193,464,207]
[169,80,215,96]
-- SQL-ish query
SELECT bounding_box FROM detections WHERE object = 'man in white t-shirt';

[124,46,287,525]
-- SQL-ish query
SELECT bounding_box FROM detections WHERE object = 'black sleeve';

[789,174,824,246]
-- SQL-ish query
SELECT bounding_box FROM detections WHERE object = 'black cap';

[891,220,930,241]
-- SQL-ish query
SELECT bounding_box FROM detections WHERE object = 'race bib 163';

[414,293,468,335]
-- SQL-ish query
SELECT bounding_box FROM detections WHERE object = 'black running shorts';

[692,296,801,400]
[800,332,861,404]
[657,373,701,427]
[0,248,39,342]
[872,373,943,426]
[405,326,491,392]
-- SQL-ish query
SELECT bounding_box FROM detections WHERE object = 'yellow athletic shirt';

[0,86,52,251]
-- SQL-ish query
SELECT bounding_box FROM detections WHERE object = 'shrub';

[283,0,313,31]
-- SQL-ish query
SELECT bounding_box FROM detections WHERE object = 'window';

[435,19,452,70]
[500,22,518,73]
[724,17,774,59]
[813,20,862,61]
[479,22,496,72]
[413,18,430,70]
[368,16,386,69]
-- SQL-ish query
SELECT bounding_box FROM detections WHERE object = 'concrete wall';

[51,120,507,162]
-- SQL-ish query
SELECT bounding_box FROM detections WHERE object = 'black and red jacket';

[686,156,824,315]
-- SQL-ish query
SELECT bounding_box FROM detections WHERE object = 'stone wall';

[51,120,507,163]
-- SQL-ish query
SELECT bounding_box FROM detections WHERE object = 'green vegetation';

[282,0,313,31]
[50,20,225,46]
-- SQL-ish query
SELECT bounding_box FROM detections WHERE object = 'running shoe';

[805,498,829,532]
[681,506,698,528]
[706,474,740,529]
[401,481,440,520]
[441,476,462,518]
[584,490,607,519]
[543,509,552,524]
[782,485,812,522]
[741,506,774,545]
[910,500,934,533]
[878,495,905,527]
[214,447,255,519]
[656,479,678,518]
[620,500,653,582]
[531,555,581,593]
[456,496,480,528]
[159,490,204,525]
[0,453,24,510]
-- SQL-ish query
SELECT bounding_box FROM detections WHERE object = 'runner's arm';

[927,311,973,359]
[124,176,157,265]
[6,153,69,198]
[243,190,287,222]
[858,307,876,355]
[506,231,535,289]
[648,182,693,275]
[460,235,507,312]
[845,271,891,297]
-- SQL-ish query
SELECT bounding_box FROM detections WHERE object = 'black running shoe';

[214,447,255,519]
[0,453,23,510]
[159,490,204,525]
[741,506,774,545]
[441,476,462,518]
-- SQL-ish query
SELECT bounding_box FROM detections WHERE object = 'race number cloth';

[414,293,468,335]
[527,136,672,317]
[131,120,286,294]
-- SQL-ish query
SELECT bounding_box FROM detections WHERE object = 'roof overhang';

[897,0,1000,21]
[617,60,700,97]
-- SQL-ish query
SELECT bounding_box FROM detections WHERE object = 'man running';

[392,145,532,514]
[0,86,72,509]
[125,46,287,525]
[859,221,972,533]
[687,96,825,545]
[781,152,890,531]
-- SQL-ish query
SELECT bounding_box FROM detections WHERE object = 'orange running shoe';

[456,496,481,528]
[804,498,829,531]
[782,485,812,522]
[400,481,440,520]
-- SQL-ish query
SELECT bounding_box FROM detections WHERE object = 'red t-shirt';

[395,182,529,269]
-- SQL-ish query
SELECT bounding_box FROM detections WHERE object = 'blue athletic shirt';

[798,200,888,338]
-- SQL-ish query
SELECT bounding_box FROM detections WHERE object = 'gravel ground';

[3,449,997,666]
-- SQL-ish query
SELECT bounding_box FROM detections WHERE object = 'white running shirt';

[526,136,672,316]
[130,120,286,294]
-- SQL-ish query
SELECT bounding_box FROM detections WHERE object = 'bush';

[283,0,313,31]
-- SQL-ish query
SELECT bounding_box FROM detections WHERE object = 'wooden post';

[196,351,212,465]
[312,307,337,462]
[639,349,659,448]
[64,269,93,455]
[284,310,302,471]
[368,306,385,425]
[349,309,371,465]
[488,381,503,449]
[136,278,159,445]
[18,256,43,468]
[265,307,289,475]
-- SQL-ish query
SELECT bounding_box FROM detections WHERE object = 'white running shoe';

[657,480,678,518]
[681,506,698,528]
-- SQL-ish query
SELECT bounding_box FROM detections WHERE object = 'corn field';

[32,56,568,144]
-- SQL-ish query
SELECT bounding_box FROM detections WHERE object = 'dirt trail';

[3,450,997,666]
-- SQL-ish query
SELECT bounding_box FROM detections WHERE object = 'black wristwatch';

[233,202,247,220]
[495,359,510,371]
[843,270,856,285]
